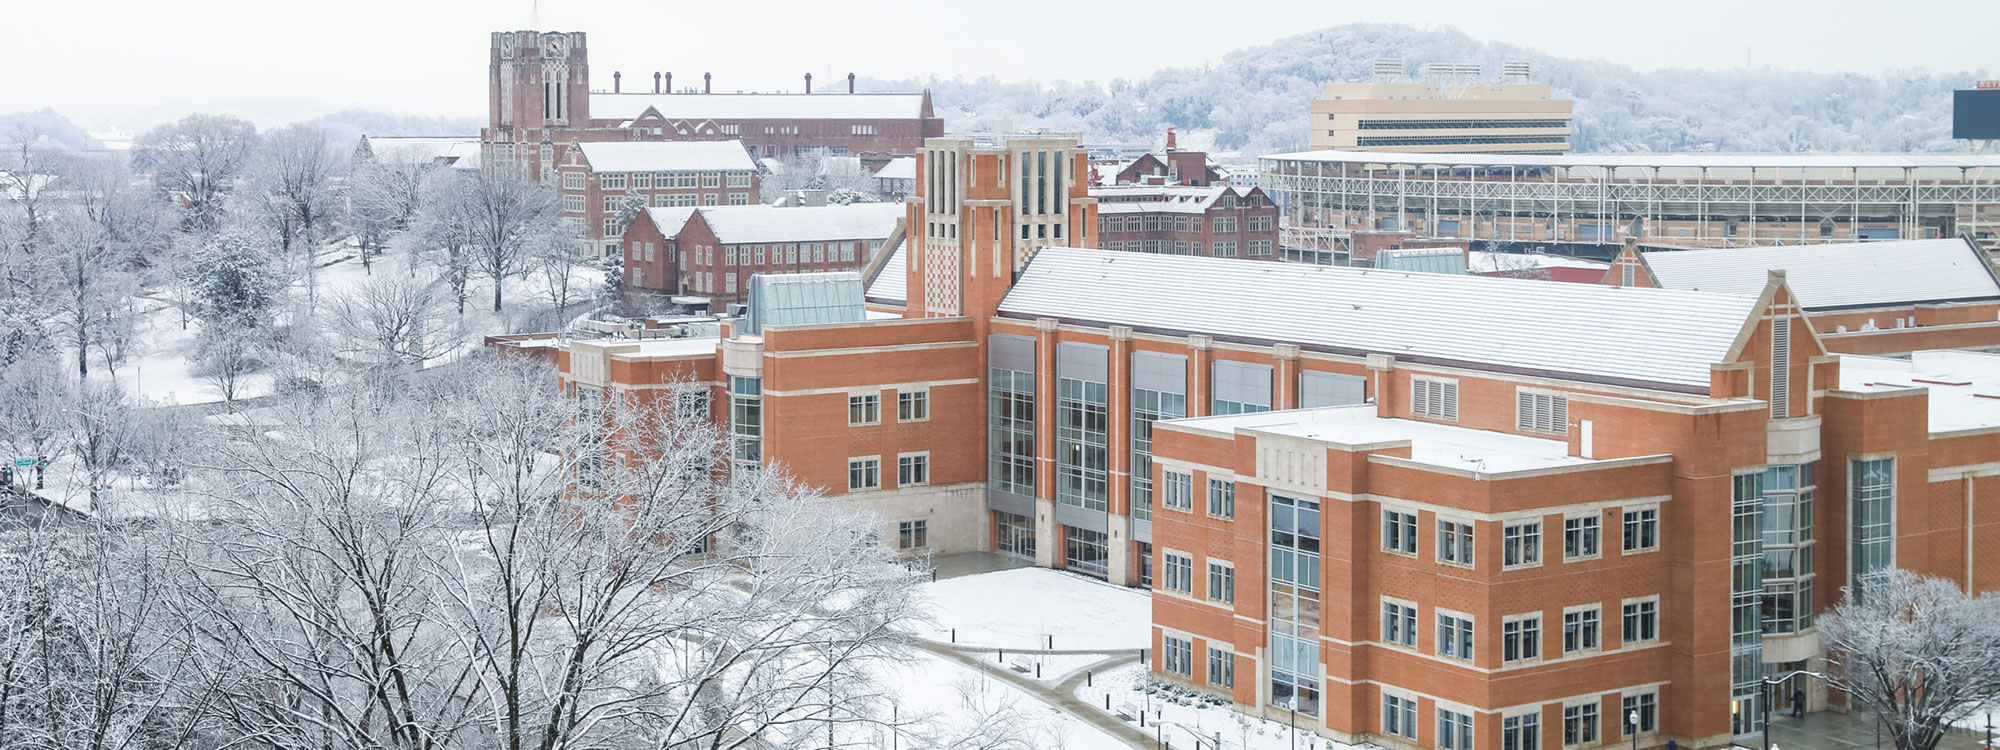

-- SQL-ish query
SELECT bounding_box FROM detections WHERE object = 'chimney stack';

[653,72,660,93]
[613,71,621,93]
[1165,127,1178,151]
[704,72,711,94]
[848,72,855,94]
[666,72,673,93]
[805,72,812,94]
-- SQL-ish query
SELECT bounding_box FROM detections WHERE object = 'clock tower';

[483,30,590,178]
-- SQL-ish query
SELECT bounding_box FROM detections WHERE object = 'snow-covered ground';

[1074,663,1359,750]
[870,649,1129,750]
[918,567,1151,651]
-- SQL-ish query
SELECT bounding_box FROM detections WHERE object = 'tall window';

[898,520,927,549]
[1270,495,1322,717]
[1438,520,1475,566]
[848,393,880,425]
[730,377,761,463]
[1163,552,1193,594]
[898,390,929,421]
[1731,471,1766,736]
[1503,714,1540,750]
[1383,695,1418,739]
[1563,704,1599,746]
[1505,521,1542,567]
[1439,709,1475,750]
[847,458,880,491]
[1207,478,1235,519]
[1503,615,1541,662]
[1131,385,1187,521]
[1207,561,1235,604]
[1163,471,1194,511]
[1563,607,1600,653]
[1622,599,1659,643]
[1208,647,1234,688]
[1564,516,1601,559]
[1382,600,1418,647]
[1056,377,1109,511]
[1437,612,1474,660]
[897,454,929,486]
[987,367,1035,495]
[1164,636,1193,677]
[1623,692,1658,734]
[1763,463,1817,633]
[1851,458,1893,601]
[1624,507,1660,553]
[1383,510,1418,554]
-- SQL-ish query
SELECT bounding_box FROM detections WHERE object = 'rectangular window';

[1163,552,1194,595]
[727,172,751,187]
[1131,380,1188,522]
[730,376,761,463]
[1382,600,1418,647]
[1565,516,1601,560]
[1412,376,1459,420]
[897,453,929,486]
[847,457,880,491]
[1164,636,1193,677]
[988,366,1035,495]
[848,393,880,425]
[1622,599,1659,644]
[1207,647,1234,688]
[1438,520,1475,566]
[1207,478,1235,519]
[728,192,749,205]
[1438,612,1474,660]
[1503,615,1541,662]
[1163,471,1194,511]
[1383,510,1418,554]
[1056,374,1110,512]
[898,390,929,421]
[1214,216,1238,233]
[1851,457,1894,600]
[601,173,626,190]
[1516,390,1570,434]
[1623,507,1660,553]
[1383,695,1418,739]
[1250,240,1273,256]
[563,195,584,212]
[1563,704,1599,746]
[1504,714,1540,750]
[1440,709,1475,750]
[1504,521,1541,567]
[1207,561,1235,604]
[898,520,927,549]
[1564,607,1601,653]
[1212,360,1273,415]
[1270,494,1321,717]
[702,173,721,188]
[1623,692,1658,734]
[1065,527,1109,580]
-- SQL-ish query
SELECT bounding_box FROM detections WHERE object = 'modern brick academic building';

[518,133,2000,750]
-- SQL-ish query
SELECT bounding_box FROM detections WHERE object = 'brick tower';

[483,30,591,179]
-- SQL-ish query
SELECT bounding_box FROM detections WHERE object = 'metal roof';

[998,247,1762,391]
[865,240,906,305]
[697,203,904,245]
[575,140,757,173]
[1262,149,2000,170]
[743,272,866,335]
[591,93,928,122]
[1641,239,2000,310]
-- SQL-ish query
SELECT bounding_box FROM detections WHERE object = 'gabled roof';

[997,247,1763,391]
[695,203,904,245]
[575,140,757,173]
[873,156,916,181]
[640,206,700,236]
[591,93,929,122]
[1090,184,1261,215]
[1640,239,2000,310]
[359,135,482,167]
[864,240,906,305]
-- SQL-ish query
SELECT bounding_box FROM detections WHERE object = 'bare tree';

[0,358,66,488]
[191,323,264,403]
[1821,569,2000,750]
[39,212,141,377]
[65,380,153,512]
[247,125,342,298]
[426,166,561,312]
[0,125,72,252]
[345,150,435,274]
[327,271,456,369]
[131,114,259,232]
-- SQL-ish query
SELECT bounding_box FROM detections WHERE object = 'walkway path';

[915,639,1150,748]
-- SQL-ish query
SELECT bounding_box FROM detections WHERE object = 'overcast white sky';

[12,0,1997,129]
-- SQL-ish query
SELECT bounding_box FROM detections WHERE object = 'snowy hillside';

[863,23,1987,157]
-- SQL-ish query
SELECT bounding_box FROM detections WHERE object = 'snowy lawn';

[871,649,1129,750]
[958,650,1118,685]
[1074,663,1357,750]
[919,567,1150,651]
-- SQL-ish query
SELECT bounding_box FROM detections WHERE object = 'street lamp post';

[1288,697,1298,750]
[1629,710,1641,750]
[1761,670,1828,750]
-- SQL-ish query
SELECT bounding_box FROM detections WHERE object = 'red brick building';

[1108,129,1226,187]
[619,202,904,309]
[559,139,761,254]
[1094,184,1281,259]
[518,133,2000,750]
[482,30,944,181]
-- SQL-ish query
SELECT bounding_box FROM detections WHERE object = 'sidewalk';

[1766,710,1994,750]
[918,642,1149,748]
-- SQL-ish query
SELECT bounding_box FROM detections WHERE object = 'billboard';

[1955,86,2000,140]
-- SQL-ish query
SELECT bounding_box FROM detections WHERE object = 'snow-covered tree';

[191,322,264,403]
[422,165,561,312]
[245,124,342,265]
[131,114,259,232]
[38,210,142,377]
[181,229,283,331]
[1821,570,2000,750]
[344,149,436,273]
[326,271,456,368]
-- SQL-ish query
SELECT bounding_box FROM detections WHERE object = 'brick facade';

[1094,185,1281,260]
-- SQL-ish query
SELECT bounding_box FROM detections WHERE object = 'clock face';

[544,38,563,58]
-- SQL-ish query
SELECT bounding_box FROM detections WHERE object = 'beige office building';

[1309,80,1574,154]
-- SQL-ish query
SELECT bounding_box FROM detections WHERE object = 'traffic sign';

[12,458,32,467]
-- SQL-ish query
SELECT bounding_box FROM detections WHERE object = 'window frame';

[848,392,881,426]
[897,389,930,422]
[847,456,881,491]
[1504,520,1543,569]
[897,452,930,487]
[1564,514,1603,561]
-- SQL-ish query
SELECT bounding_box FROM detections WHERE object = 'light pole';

[1628,709,1640,750]
[1762,670,1828,750]
[1288,696,1299,750]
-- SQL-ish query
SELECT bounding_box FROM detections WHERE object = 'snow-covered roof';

[865,240,906,304]
[873,156,916,181]
[641,206,700,236]
[1091,184,1256,215]
[591,93,928,122]
[576,141,756,173]
[1641,239,2000,310]
[1840,351,2000,434]
[1167,403,1610,474]
[1264,149,2000,170]
[697,203,903,245]
[360,136,482,168]
[999,247,1761,391]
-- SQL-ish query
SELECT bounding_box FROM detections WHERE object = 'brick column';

[1033,317,1060,568]
[1107,325,1134,585]
[1367,353,1397,416]
[1274,343,1302,410]
[1188,334,1214,417]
